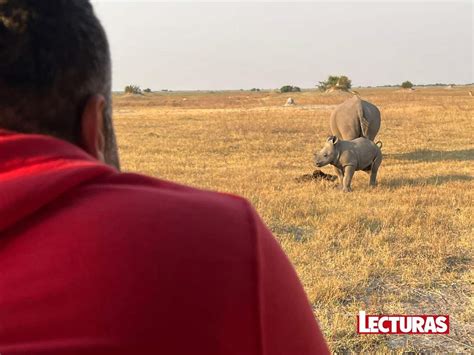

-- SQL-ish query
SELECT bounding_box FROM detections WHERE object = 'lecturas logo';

[357,311,449,334]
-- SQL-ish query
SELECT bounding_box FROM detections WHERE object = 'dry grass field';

[113,87,473,352]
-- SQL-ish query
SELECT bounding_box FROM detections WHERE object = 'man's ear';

[80,95,106,162]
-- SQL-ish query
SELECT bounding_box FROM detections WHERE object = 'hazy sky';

[92,1,473,91]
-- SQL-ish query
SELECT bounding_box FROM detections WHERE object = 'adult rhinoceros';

[329,96,381,141]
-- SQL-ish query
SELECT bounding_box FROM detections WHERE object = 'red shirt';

[0,131,329,354]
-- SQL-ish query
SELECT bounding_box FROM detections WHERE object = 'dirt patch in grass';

[295,169,338,183]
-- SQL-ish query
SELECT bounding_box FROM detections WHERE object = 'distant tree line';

[315,75,469,91]
[124,79,468,94]
[376,82,461,88]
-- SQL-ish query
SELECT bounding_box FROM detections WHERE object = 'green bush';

[124,85,142,94]
[280,85,301,93]
[401,81,414,89]
[143,88,152,93]
[318,75,352,91]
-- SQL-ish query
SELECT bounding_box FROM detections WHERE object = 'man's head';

[0,0,120,169]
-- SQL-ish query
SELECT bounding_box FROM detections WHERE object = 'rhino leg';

[342,165,355,192]
[333,166,344,187]
[369,152,382,187]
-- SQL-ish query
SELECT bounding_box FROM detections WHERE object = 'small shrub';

[280,85,301,93]
[124,85,142,94]
[401,81,414,89]
[143,88,152,93]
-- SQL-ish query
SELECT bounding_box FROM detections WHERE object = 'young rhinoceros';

[314,136,382,192]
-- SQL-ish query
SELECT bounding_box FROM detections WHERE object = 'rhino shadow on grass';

[390,149,474,162]
[384,174,473,188]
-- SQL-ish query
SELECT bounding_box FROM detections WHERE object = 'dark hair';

[0,0,111,144]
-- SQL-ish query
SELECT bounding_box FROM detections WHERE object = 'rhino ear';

[327,136,338,145]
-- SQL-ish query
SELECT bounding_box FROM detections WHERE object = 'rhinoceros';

[329,96,381,141]
[314,136,382,192]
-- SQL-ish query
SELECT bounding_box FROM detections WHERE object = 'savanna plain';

[113,87,473,352]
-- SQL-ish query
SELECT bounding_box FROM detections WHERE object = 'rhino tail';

[357,103,370,138]
[375,140,383,149]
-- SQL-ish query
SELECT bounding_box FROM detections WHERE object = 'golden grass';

[113,87,473,352]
